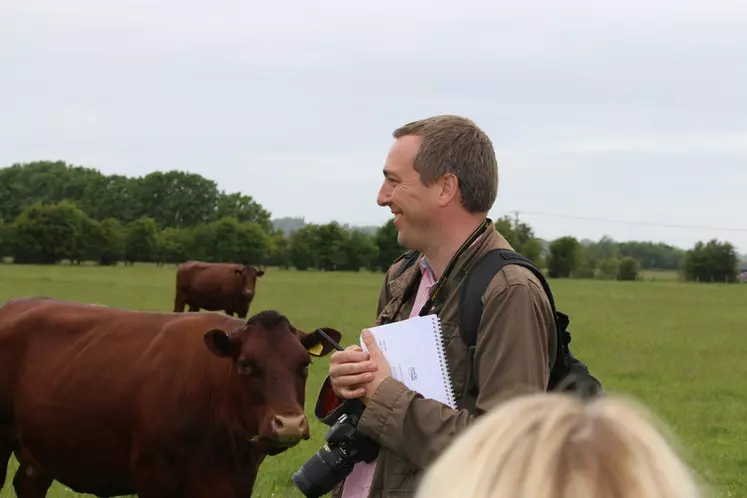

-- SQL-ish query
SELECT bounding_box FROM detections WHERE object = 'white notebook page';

[360,314,456,409]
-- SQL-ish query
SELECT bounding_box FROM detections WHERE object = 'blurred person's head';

[415,392,707,498]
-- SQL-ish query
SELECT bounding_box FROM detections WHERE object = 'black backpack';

[393,248,603,400]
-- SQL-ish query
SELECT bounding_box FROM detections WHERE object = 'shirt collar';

[418,256,436,283]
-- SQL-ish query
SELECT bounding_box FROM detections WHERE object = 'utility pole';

[511,210,520,228]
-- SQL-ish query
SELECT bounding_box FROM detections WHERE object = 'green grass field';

[1,263,745,497]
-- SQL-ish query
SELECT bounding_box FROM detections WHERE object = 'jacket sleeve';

[355,277,553,470]
[314,264,395,424]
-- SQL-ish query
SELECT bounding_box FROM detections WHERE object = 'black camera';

[292,400,380,498]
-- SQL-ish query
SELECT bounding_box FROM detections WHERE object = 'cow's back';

[176,262,244,311]
[0,297,247,495]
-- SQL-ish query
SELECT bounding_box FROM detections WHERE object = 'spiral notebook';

[360,314,456,409]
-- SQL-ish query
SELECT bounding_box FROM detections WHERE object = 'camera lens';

[292,445,356,498]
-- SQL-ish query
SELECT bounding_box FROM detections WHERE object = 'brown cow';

[0,297,342,498]
[174,261,265,318]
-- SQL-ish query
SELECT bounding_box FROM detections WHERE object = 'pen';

[314,328,345,352]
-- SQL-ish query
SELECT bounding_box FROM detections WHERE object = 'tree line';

[0,161,743,284]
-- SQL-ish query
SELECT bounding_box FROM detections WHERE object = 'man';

[313,115,557,497]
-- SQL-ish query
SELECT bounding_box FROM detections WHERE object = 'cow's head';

[234,265,265,300]
[202,310,341,455]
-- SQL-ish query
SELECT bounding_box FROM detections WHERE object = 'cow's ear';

[204,329,239,358]
[257,269,265,277]
[300,327,342,357]
[234,269,242,277]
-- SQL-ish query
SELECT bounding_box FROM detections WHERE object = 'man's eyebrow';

[383,168,399,180]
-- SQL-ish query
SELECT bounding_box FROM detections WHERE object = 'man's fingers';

[330,361,377,378]
[331,372,375,388]
[337,386,366,399]
[330,349,370,365]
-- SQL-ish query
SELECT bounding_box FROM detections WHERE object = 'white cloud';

[47,108,99,133]
[556,131,747,156]
[1,0,746,253]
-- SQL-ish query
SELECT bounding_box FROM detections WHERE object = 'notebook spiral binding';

[433,316,457,408]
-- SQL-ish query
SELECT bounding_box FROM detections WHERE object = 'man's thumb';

[361,329,377,355]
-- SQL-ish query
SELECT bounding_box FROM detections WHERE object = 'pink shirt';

[341,256,437,498]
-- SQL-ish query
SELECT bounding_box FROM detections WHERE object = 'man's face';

[376,135,442,249]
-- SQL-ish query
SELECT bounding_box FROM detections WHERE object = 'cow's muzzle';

[261,413,310,447]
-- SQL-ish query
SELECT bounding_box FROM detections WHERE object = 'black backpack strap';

[459,248,570,396]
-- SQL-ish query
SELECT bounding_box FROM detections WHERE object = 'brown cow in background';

[174,261,265,318]
[0,296,342,498]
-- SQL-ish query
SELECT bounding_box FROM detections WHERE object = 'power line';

[508,210,747,233]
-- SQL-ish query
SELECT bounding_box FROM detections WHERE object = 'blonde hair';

[415,393,707,498]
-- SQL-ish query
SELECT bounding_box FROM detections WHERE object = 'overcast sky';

[1,0,745,254]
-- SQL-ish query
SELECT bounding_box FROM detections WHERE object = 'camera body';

[292,400,380,498]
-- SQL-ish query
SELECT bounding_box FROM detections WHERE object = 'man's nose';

[377,182,391,206]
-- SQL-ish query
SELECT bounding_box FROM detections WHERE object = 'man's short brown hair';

[393,115,498,213]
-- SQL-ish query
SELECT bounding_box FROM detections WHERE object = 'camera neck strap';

[388,218,490,321]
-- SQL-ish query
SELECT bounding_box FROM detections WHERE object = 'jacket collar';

[386,219,513,305]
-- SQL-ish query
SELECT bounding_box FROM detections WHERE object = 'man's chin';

[396,229,406,246]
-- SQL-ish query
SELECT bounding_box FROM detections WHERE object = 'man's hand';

[360,329,392,405]
[329,344,378,400]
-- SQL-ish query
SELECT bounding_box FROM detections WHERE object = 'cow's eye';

[237,359,257,375]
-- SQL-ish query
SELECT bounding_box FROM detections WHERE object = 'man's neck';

[421,215,487,280]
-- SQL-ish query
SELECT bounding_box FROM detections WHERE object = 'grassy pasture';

[0,263,745,497]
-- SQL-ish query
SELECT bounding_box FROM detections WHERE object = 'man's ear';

[204,329,239,358]
[299,327,343,357]
[436,172,460,207]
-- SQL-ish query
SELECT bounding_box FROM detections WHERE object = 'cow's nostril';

[271,416,284,433]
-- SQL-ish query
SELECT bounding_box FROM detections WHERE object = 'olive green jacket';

[313,221,557,497]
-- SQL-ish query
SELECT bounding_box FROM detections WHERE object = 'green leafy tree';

[124,217,159,264]
[495,215,544,266]
[315,222,349,271]
[617,257,640,281]
[155,227,191,266]
[9,201,89,264]
[344,230,379,272]
[546,236,582,278]
[597,258,620,280]
[0,220,8,260]
[289,225,322,271]
[681,239,739,283]
[98,218,126,266]
[266,231,291,269]
[213,192,273,232]
[374,219,404,271]
[134,171,220,228]
[73,217,106,264]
